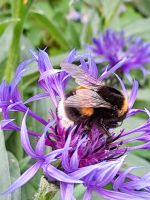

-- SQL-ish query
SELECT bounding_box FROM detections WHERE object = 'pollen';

[80,107,94,116]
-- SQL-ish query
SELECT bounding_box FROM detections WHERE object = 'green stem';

[5,20,23,82]
[4,0,34,83]
[104,0,121,28]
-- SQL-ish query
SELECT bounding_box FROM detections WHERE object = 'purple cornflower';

[90,29,150,81]
[1,49,150,200]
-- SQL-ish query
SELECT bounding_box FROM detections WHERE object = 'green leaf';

[117,116,145,133]
[74,184,86,200]
[80,22,92,45]
[134,88,150,110]
[29,87,52,133]
[0,18,19,27]
[135,100,150,110]
[0,132,21,200]
[133,0,150,17]
[100,0,121,28]
[133,149,150,161]
[8,152,21,200]
[74,184,105,200]
[124,18,150,38]
[19,156,31,172]
[124,153,150,176]
[6,132,24,161]
[22,73,39,90]
[30,11,70,51]
[20,35,35,60]
[67,22,81,49]
[92,192,105,200]
[0,130,11,200]
[0,25,13,64]
[137,88,150,102]
[22,181,37,200]
[119,5,141,28]
[51,191,60,200]
[21,171,42,200]
[33,1,53,19]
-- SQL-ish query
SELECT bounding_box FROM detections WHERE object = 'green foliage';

[5,0,34,82]
[30,11,70,51]
[0,131,21,200]
[0,131,11,200]
[1,0,150,199]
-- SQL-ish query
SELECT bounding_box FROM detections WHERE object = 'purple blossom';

[90,29,150,81]
[66,8,88,23]
[1,49,150,200]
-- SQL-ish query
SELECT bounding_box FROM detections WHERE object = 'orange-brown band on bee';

[118,97,128,117]
[80,107,94,116]
[75,86,94,116]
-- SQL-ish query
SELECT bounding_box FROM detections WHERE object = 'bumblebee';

[57,62,128,137]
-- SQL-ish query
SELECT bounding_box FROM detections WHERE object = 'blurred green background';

[1,0,150,199]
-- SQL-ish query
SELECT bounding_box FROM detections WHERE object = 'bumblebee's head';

[108,87,128,118]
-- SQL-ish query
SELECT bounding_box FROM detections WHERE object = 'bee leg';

[78,120,91,138]
[99,119,112,138]
[99,123,112,145]
[104,128,112,144]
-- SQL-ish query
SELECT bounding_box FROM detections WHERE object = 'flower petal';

[128,80,138,109]
[35,120,55,156]
[113,167,140,191]
[1,161,42,195]
[123,171,150,190]
[21,110,37,158]
[70,156,126,180]
[70,163,103,180]
[114,73,127,98]
[88,56,98,78]
[46,164,82,183]
[94,188,144,200]
[11,58,33,95]
[66,49,77,63]
[44,148,65,161]
[127,109,144,117]
[83,188,92,200]
[99,58,126,81]
[0,119,15,130]
[24,92,50,104]
[94,157,125,187]
[60,183,75,200]
[70,136,86,171]
[62,128,75,172]
[37,50,53,73]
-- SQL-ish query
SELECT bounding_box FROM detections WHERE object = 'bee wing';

[65,89,111,108]
[60,62,103,89]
